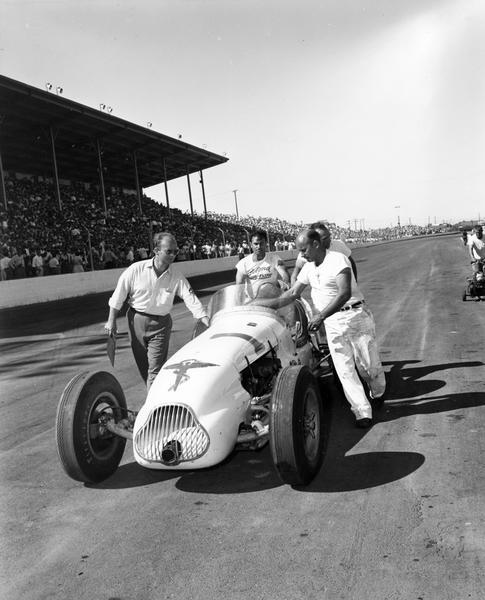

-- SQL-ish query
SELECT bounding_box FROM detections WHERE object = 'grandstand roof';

[0,75,228,189]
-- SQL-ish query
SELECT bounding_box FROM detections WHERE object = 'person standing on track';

[236,229,290,297]
[105,232,209,390]
[291,221,358,285]
[468,225,485,272]
[254,228,385,428]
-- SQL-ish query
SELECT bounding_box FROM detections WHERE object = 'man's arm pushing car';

[290,254,305,286]
[306,269,351,331]
[235,270,246,285]
[252,267,352,331]
[275,260,290,286]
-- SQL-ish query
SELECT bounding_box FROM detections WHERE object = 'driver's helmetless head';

[251,230,267,256]
[296,228,323,262]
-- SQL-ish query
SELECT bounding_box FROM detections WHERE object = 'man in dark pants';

[105,232,209,389]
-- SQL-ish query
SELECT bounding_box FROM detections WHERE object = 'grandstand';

[0,75,304,278]
[0,75,228,210]
[0,75,454,281]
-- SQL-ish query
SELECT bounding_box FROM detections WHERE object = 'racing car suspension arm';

[105,420,134,440]
[237,420,268,444]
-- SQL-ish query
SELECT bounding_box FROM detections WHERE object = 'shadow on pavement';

[382,359,484,400]
[86,462,180,489]
[298,358,485,493]
[91,447,282,493]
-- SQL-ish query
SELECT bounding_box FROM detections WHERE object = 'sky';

[1,0,484,228]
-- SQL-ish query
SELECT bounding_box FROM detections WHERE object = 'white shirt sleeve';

[331,251,352,274]
[297,262,311,286]
[235,257,246,274]
[108,266,133,310]
[176,275,208,320]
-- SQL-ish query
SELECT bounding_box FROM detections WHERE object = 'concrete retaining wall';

[0,251,299,309]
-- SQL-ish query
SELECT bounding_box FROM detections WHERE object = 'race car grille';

[134,404,209,463]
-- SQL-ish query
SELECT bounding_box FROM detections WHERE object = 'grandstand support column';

[133,151,142,214]
[96,138,107,217]
[216,227,226,251]
[199,170,208,230]
[0,145,7,211]
[49,126,62,211]
[186,166,194,218]
[163,158,171,213]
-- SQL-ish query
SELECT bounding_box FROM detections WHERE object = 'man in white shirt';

[468,225,485,272]
[0,252,10,280]
[254,228,385,428]
[105,232,209,389]
[236,230,290,297]
[32,250,44,277]
[290,221,357,285]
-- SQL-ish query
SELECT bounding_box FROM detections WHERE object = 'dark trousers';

[127,308,172,389]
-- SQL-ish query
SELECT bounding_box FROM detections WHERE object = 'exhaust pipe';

[161,440,182,465]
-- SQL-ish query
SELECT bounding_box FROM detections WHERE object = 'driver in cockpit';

[235,230,290,298]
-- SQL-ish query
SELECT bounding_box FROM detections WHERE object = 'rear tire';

[462,290,467,301]
[55,371,127,483]
[270,365,326,486]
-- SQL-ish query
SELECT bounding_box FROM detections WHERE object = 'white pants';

[324,306,386,420]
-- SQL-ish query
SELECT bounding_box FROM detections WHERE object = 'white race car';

[55,283,332,486]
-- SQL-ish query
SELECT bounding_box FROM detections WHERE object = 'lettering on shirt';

[246,264,274,281]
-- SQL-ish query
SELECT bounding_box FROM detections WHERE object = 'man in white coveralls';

[254,228,386,428]
[291,221,358,284]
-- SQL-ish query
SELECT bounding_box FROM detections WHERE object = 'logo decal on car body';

[164,359,219,391]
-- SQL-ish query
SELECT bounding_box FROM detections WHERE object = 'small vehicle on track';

[463,260,485,301]
[56,283,333,487]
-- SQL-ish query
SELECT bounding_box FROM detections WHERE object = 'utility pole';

[232,189,239,219]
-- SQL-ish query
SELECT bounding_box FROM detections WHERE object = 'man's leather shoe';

[356,417,372,429]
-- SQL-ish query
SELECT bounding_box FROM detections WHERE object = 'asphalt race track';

[1,235,484,600]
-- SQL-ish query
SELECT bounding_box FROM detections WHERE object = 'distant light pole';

[216,227,226,253]
[232,189,239,219]
[394,205,401,228]
[79,226,94,272]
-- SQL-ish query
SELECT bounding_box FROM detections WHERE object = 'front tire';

[55,371,127,483]
[270,365,326,486]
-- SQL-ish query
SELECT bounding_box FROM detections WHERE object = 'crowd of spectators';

[0,175,454,281]
[0,177,300,280]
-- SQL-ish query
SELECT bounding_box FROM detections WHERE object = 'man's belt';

[340,300,364,312]
[129,307,168,319]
